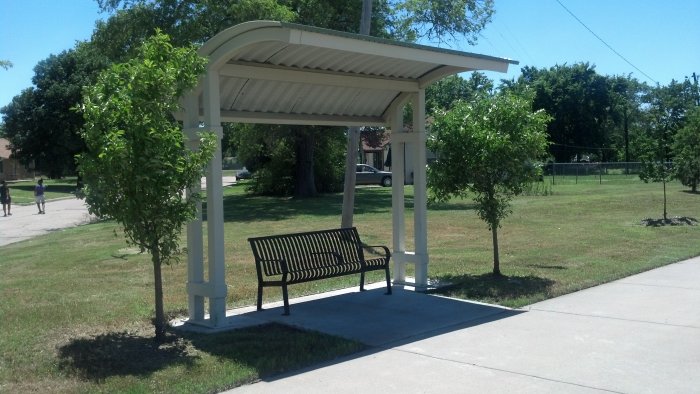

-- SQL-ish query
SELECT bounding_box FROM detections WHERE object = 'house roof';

[190,20,517,127]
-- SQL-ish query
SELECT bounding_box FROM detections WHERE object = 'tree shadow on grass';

[207,187,398,222]
[206,187,476,223]
[56,323,364,386]
[56,331,196,382]
[429,273,555,305]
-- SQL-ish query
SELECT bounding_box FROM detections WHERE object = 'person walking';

[0,180,11,216]
[34,178,46,214]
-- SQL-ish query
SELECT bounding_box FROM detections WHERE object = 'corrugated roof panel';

[191,21,516,126]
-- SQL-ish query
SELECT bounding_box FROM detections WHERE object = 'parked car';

[356,164,392,187]
[236,169,252,179]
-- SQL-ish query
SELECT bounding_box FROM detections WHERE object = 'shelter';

[179,21,517,329]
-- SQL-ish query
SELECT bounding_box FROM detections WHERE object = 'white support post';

[183,93,205,323]
[390,107,406,282]
[412,90,429,289]
[203,69,227,326]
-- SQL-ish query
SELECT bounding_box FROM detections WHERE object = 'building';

[0,138,34,181]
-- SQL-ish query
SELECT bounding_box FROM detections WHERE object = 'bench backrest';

[248,227,365,276]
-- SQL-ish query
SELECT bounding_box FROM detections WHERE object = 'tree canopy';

[673,106,700,192]
[1,44,108,177]
[428,91,550,275]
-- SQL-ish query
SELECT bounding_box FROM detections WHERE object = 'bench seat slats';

[249,227,392,315]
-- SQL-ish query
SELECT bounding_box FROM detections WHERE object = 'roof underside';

[194,21,518,127]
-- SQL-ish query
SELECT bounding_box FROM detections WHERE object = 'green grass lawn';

[4,177,79,204]
[1,178,699,392]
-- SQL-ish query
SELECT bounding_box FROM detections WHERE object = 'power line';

[555,0,658,84]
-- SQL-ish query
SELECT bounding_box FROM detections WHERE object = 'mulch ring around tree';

[641,216,699,227]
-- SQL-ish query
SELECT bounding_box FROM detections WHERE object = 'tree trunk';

[341,1,372,227]
[152,247,166,342]
[294,127,317,198]
[341,127,360,228]
[663,177,668,221]
[492,225,501,276]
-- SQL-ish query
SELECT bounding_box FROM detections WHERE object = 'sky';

[1,0,699,110]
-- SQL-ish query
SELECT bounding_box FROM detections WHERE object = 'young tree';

[673,106,700,192]
[77,32,216,341]
[639,80,695,220]
[428,92,550,275]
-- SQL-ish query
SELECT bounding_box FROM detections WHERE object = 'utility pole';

[341,0,372,228]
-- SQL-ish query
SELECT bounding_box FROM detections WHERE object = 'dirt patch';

[641,216,698,227]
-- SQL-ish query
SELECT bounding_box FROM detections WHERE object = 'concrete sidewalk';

[225,257,700,393]
[0,198,94,246]
[0,176,236,247]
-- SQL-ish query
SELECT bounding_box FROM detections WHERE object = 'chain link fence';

[544,162,653,184]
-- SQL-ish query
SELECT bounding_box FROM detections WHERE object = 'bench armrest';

[363,245,391,258]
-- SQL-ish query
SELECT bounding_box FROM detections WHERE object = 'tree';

[392,0,494,44]
[77,32,216,341]
[503,63,612,162]
[673,106,700,192]
[428,92,550,275]
[607,75,649,165]
[426,72,494,114]
[0,60,12,70]
[1,43,108,178]
[639,79,696,220]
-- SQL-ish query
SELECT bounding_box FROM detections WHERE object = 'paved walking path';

[0,176,237,247]
[223,257,700,393]
[0,198,94,246]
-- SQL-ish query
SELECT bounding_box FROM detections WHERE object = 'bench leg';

[257,285,264,311]
[360,272,366,291]
[282,284,290,315]
[384,265,392,295]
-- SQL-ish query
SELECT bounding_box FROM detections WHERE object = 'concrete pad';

[242,285,519,347]
[224,259,700,393]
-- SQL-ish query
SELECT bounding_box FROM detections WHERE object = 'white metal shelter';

[180,21,516,328]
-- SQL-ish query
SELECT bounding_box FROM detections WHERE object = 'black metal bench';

[248,227,392,315]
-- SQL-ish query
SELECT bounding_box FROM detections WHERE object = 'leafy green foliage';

[426,72,493,114]
[1,44,108,177]
[638,79,697,219]
[77,32,215,339]
[673,107,700,192]
[393,0,494,44]
[428,91,550,274]
[231,123,346,196]
[503,63,612,162]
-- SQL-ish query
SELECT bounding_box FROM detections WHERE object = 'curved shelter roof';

[194,20,518,127]
[182,21,518,329]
